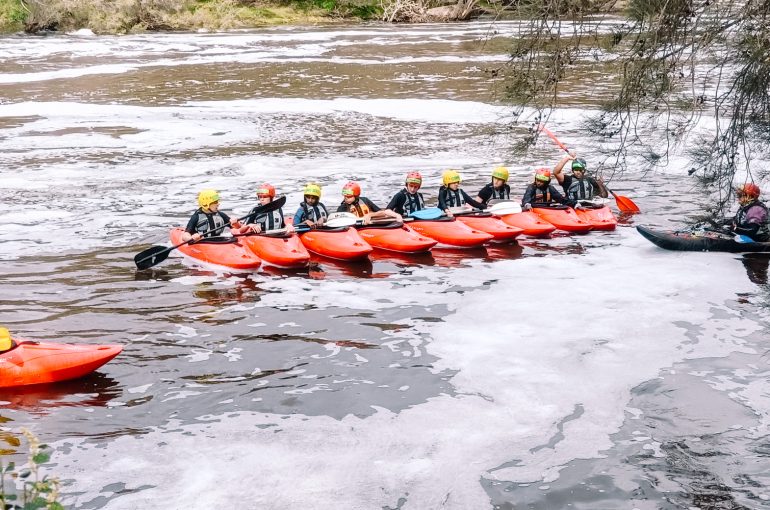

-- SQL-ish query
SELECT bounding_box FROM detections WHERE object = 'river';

[1,20,769,509]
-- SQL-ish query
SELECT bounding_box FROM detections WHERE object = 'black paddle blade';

[134,245,172,270]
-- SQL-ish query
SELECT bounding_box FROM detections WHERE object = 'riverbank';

[0,0,370,34]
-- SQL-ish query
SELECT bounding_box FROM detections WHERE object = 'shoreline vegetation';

[0,0,621,35]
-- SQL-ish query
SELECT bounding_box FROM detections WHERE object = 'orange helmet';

[342,181,361,197]
[405,171,422,186]
[534,168,552,183]
[256,183,275,198]
[737,183,760,199]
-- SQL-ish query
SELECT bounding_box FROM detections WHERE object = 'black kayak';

[637,225,770,253]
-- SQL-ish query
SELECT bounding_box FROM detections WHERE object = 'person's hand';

[574,203,585,210]
[286,224,295,234]
[445,210,454,218]
[523,204,532,211]
[394,213,403,222]
[192,233,203,242]
[362,214,372,225]
[306,220,315,228]
[250,224,262,234]
[230,219,242,228]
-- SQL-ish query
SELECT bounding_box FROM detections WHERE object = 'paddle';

[134,196,287,270]
[538,125,641,213]
[408,207,445,220]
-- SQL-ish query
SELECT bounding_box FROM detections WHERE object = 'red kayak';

[499,212,556,237]
[170,228,262,270]
[574,204,617,231]
[240,232,310,268]
[455,213,523,242]
[0,341,122,388]
[356,222,437,253]
[531,206,593,233]
[408,217,493,248]
[298,226,373,260]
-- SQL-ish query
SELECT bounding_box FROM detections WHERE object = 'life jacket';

[487,182,510,201]
[736,201,770,241]
[300,202,329,223]
[191,208,227,237]
[398,189,425,216]
[440,186,466,208]
[565,176,596,201]
[250,207,284,231]
[345,198,371,218]
[533,186,552,204]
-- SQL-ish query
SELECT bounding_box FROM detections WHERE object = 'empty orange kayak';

[531,206,593,233]
[455,213,523,242]
[0,341,122,388]
[298,226,373,260]
[240,233,310,268]
[574,204,617,231]
[408,218,493,248]
[170,228,262,270]
[499,212,556,237]
[357,222,437,253]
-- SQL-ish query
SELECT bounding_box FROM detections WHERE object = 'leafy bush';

[0,428,63,510]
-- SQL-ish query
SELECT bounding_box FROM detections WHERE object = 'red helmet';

[405,171,422,186]
[256,183,275,198]
[737,183,760,199]
[534,168,552,182]
[342,181,361,197]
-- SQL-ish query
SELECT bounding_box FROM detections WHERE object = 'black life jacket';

[398,189,425,215]
[249,207,284,231]
[736,201,770,241]
[486,182,510,201]
[440,186,466,208]
[300,202,328,223]
[192,209,227,237]
[565,176,597,201]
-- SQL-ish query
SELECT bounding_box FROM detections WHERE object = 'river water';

[1,20,769,510]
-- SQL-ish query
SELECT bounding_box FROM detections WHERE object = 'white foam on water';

[47,229,759,508]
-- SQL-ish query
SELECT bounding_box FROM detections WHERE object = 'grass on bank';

[0,0,383,34]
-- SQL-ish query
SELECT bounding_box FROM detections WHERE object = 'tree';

[501,0,770,217]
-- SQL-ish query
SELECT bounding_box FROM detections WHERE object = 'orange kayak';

[240,233,310,268]
[499,212,556,237]
[531,206,593,233]
[574,204,617,231]
[298,226,373,260]
[357,222,437,253]
[456,213,523,242]
[170,228,262,270]
[0,341,122,388]
[408,217,493,248]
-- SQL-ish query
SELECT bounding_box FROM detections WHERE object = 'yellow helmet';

[492,166,509,182]
[0,327,11,351]
[442,170,461,186]
[197,189,220,209]
[303,183,322,198]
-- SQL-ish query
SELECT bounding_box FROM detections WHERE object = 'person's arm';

[336,202,349,213]
[553,154,574,185]
[294,207,311,227]
[521,185,535,210]
[437,187,449,212]
[386,192,406,215]
[552,186,577,207]
[476,185,491,205]
[183,212,202,242]
[362,197,381,212]
[461,190,486,210]
[591,177,609,198]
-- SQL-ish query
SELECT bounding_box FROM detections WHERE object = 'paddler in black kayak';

[521,168,574,211]
[387,171,427,216]
[182,189,243,243]
[0,327,16,353]
[725,183,770,242]
[337,181,402,224]
[552,155,608,203]
[475,166,511,207]
[293,183,328,228]
[437,170,486,217]
[241,183,294,234]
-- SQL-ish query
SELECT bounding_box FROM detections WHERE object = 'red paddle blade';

[611,192,641,213]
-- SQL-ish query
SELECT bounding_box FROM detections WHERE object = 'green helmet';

[571,158,587,171]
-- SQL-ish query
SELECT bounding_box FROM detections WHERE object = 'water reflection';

[0,373,121,412]
[740,254,769,285]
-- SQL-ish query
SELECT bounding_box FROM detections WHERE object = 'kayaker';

[726,183,770,242]
[387,171,427,216]
[294,183,328,228]
[181,189,242,243]
[337,181,402,224]
[438,170,486,217]
[476,166,511,206]
[521,168,574,211]
[0,327,15,353]
[241,183,294,234]
[553,155,608,202]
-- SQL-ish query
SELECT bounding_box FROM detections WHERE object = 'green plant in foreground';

[0,428,64,510]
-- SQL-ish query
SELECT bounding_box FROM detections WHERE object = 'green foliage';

[0,429,63,510]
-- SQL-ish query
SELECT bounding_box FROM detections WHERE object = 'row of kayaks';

[170,205,618,269]
[0,341,122,388]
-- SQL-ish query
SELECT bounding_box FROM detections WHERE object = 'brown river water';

[1,20,769,509]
